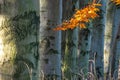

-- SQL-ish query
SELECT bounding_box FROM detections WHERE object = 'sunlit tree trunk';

[104,0,116,79]
[90,0,106,79]
[39,0,62,80]
[0,0,39,80]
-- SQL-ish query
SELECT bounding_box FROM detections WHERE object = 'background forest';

[0,0,120,80]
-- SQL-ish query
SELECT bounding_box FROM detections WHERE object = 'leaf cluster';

[112,0,120,5]
[54,3,101,31]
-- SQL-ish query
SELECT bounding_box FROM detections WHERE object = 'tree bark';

[104,0,116,79]
[39,0,62,80]
[0,0,39,80]
[111,9,120,78]
[78,0,92,79]
[90,0,106,79]
[78,28,92,79]
[62,0,78,80]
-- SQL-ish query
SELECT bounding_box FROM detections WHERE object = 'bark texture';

[39,0,62,80]
[62,0,78,80]
[0,0,39,80]
[104,0,115,79]
[78,0,92,79]
[111,8,120,78]
[90,0,106,79]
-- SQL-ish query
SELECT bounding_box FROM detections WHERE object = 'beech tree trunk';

[61,0,78,80]
[78,0,92,79]
[111,25,120,79]
[39,0,62,80]
[104,0,116,79]
[78,28,92,79]
[111,8,120,78]
[0,0,39,80]
[90,0,106,79]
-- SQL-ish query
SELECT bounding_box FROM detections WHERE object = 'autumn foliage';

[54,3,101,31]
[112,0,120,5]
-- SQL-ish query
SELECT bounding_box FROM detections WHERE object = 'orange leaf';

[54,3,101,30]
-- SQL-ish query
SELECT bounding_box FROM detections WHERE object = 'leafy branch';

[54,3,101,31]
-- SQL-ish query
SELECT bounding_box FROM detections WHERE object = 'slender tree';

[111,8,120,78]
[78,0,92,79]
[39,0,62,79]
[118,60,120,79]
[78,27,92,79]
[90,0,106,79]
[111,25,120,79]
[104,0,116,79]
[61,0,78,80]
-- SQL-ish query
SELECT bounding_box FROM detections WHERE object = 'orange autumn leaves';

[112,0,120,5]
[54,3,101,31]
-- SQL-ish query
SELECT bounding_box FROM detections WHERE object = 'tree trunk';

[111,10,120,78]
[111,25,120,80]
[0,0,39,80]
[39,0,62,80]
[111,23,120,79]
[78,28,92,79]
[78,0,92,79]
[104,0,116,79]
[118,58,120,79]
[62,0,78,80]
[90,0,106,79]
